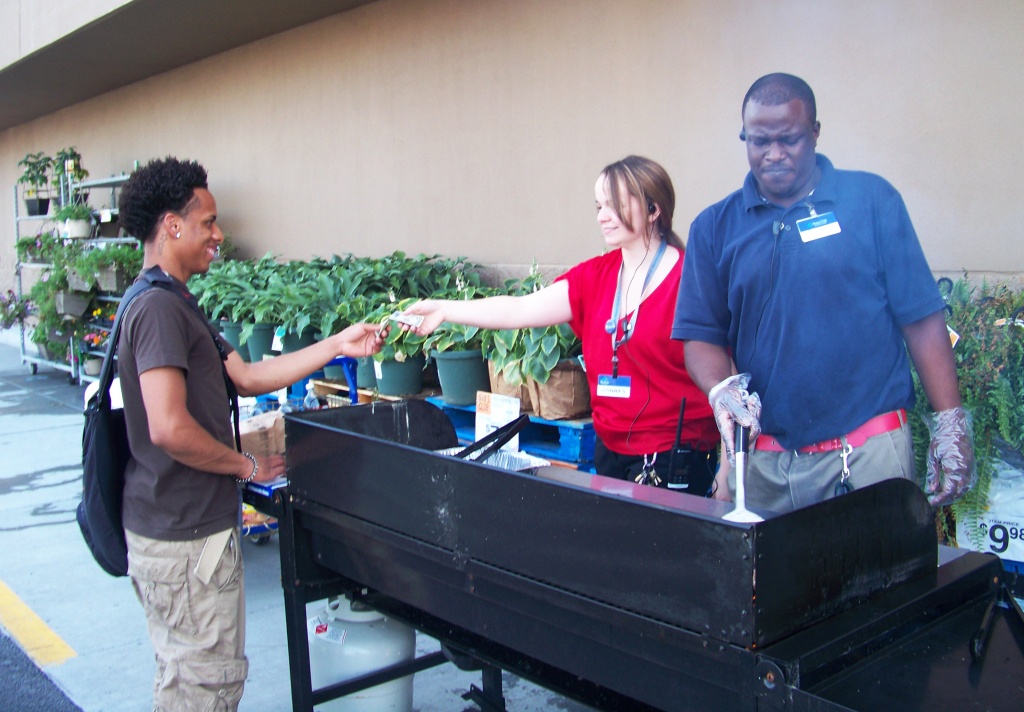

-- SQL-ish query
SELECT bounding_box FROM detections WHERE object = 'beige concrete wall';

[2,0,1022,290]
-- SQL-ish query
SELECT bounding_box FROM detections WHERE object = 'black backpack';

[77,275,155,577]
[77,267,240,577]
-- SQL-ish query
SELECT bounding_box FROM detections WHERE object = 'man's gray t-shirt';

[118,283,239,541]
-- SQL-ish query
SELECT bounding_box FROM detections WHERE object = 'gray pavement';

[0,333,592,711]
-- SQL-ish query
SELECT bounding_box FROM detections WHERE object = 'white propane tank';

[307,597,416,711]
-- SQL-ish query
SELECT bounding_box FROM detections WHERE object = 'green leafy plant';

[188,250,483,354]
[424,322,486,354]
[321,293,374,338]
[17,152,53,196]
[260,267,323,338]
[911,277,1024,547]
[27,258,73,360]
[71,243,142,281]
[368,297,430,363]
[421,283,499,355]
[52,147,89,200]
[479,263,582,386]
[55,202,93,222]
[519,323,582,384]
[16,231,65,264]
[191,257,260,324]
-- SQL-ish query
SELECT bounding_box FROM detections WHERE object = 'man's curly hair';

[118,157,208,243]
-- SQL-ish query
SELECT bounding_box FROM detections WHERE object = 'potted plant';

[519,324,587,420]
[74,303,116,375]
[55,202,94,238]
[262,260,331,353]
[421,283,496,406]
[480,265,586,418]
[321,294,376,384]
[26,260,73,361]
[425,322,492,405]
[0,290,31,330]
[71,243,142,294]
[16,231,64,264]
[16,232,62,294]
[367,298,430,397]
[51,147,89,207]
[191,257,259,361]
[29,312,72,362]
[17,152,53,216]
[211,253,285,361]
[914,277,1024,551]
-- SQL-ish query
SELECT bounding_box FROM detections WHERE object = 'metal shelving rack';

[12,187,72,378]
[70,174,136,385]
[13,172,136,383]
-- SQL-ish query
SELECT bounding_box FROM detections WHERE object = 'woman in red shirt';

[406,156,725,496]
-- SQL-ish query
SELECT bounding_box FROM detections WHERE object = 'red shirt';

[559,248,718,455]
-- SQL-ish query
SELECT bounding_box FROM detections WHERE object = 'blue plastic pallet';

[425,397,594,470]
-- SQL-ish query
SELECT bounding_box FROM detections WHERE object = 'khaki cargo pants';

[126,528,248,711]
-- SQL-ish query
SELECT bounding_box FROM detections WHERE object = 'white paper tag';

[964,514,1024,562]
[475,391,522,451]
[271,326,285,353]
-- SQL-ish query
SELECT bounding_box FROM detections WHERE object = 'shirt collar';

[742,154,836,212]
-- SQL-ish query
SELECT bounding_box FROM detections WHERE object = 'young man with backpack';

[115,157,381,710]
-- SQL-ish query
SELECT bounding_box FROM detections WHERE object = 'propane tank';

[307,597,416,711]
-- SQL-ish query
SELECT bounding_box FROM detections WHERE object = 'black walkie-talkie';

[666,398,693,490]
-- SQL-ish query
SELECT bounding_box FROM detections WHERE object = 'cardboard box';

[239,410,285,460]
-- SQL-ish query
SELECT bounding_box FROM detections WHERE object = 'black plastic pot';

[24,197,50,216]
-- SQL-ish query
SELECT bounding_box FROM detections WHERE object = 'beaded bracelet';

[236,451,259,483]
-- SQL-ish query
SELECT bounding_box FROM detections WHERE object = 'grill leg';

[462,664,506,712]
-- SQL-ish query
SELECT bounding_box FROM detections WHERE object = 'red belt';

[755,409,907,454]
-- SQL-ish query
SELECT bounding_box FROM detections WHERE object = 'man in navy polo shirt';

[672,73,974,513]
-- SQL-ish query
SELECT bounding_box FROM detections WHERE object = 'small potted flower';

[76,304,115,376]
[0,290,31,330]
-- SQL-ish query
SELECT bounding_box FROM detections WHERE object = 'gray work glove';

[925,405,976,507]
[708,373,762,464]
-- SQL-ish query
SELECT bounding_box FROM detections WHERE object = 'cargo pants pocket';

[129,553,196,637]
[162,655,248,712]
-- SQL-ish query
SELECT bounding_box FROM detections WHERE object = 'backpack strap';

[92,277,155,409]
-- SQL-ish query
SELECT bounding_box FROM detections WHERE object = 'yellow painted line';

[0,578,76,667]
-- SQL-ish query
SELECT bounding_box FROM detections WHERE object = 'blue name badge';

[597,374,631,399]
[796,211,841,242]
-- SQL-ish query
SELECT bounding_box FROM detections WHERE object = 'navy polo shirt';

[673,155,944,450]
